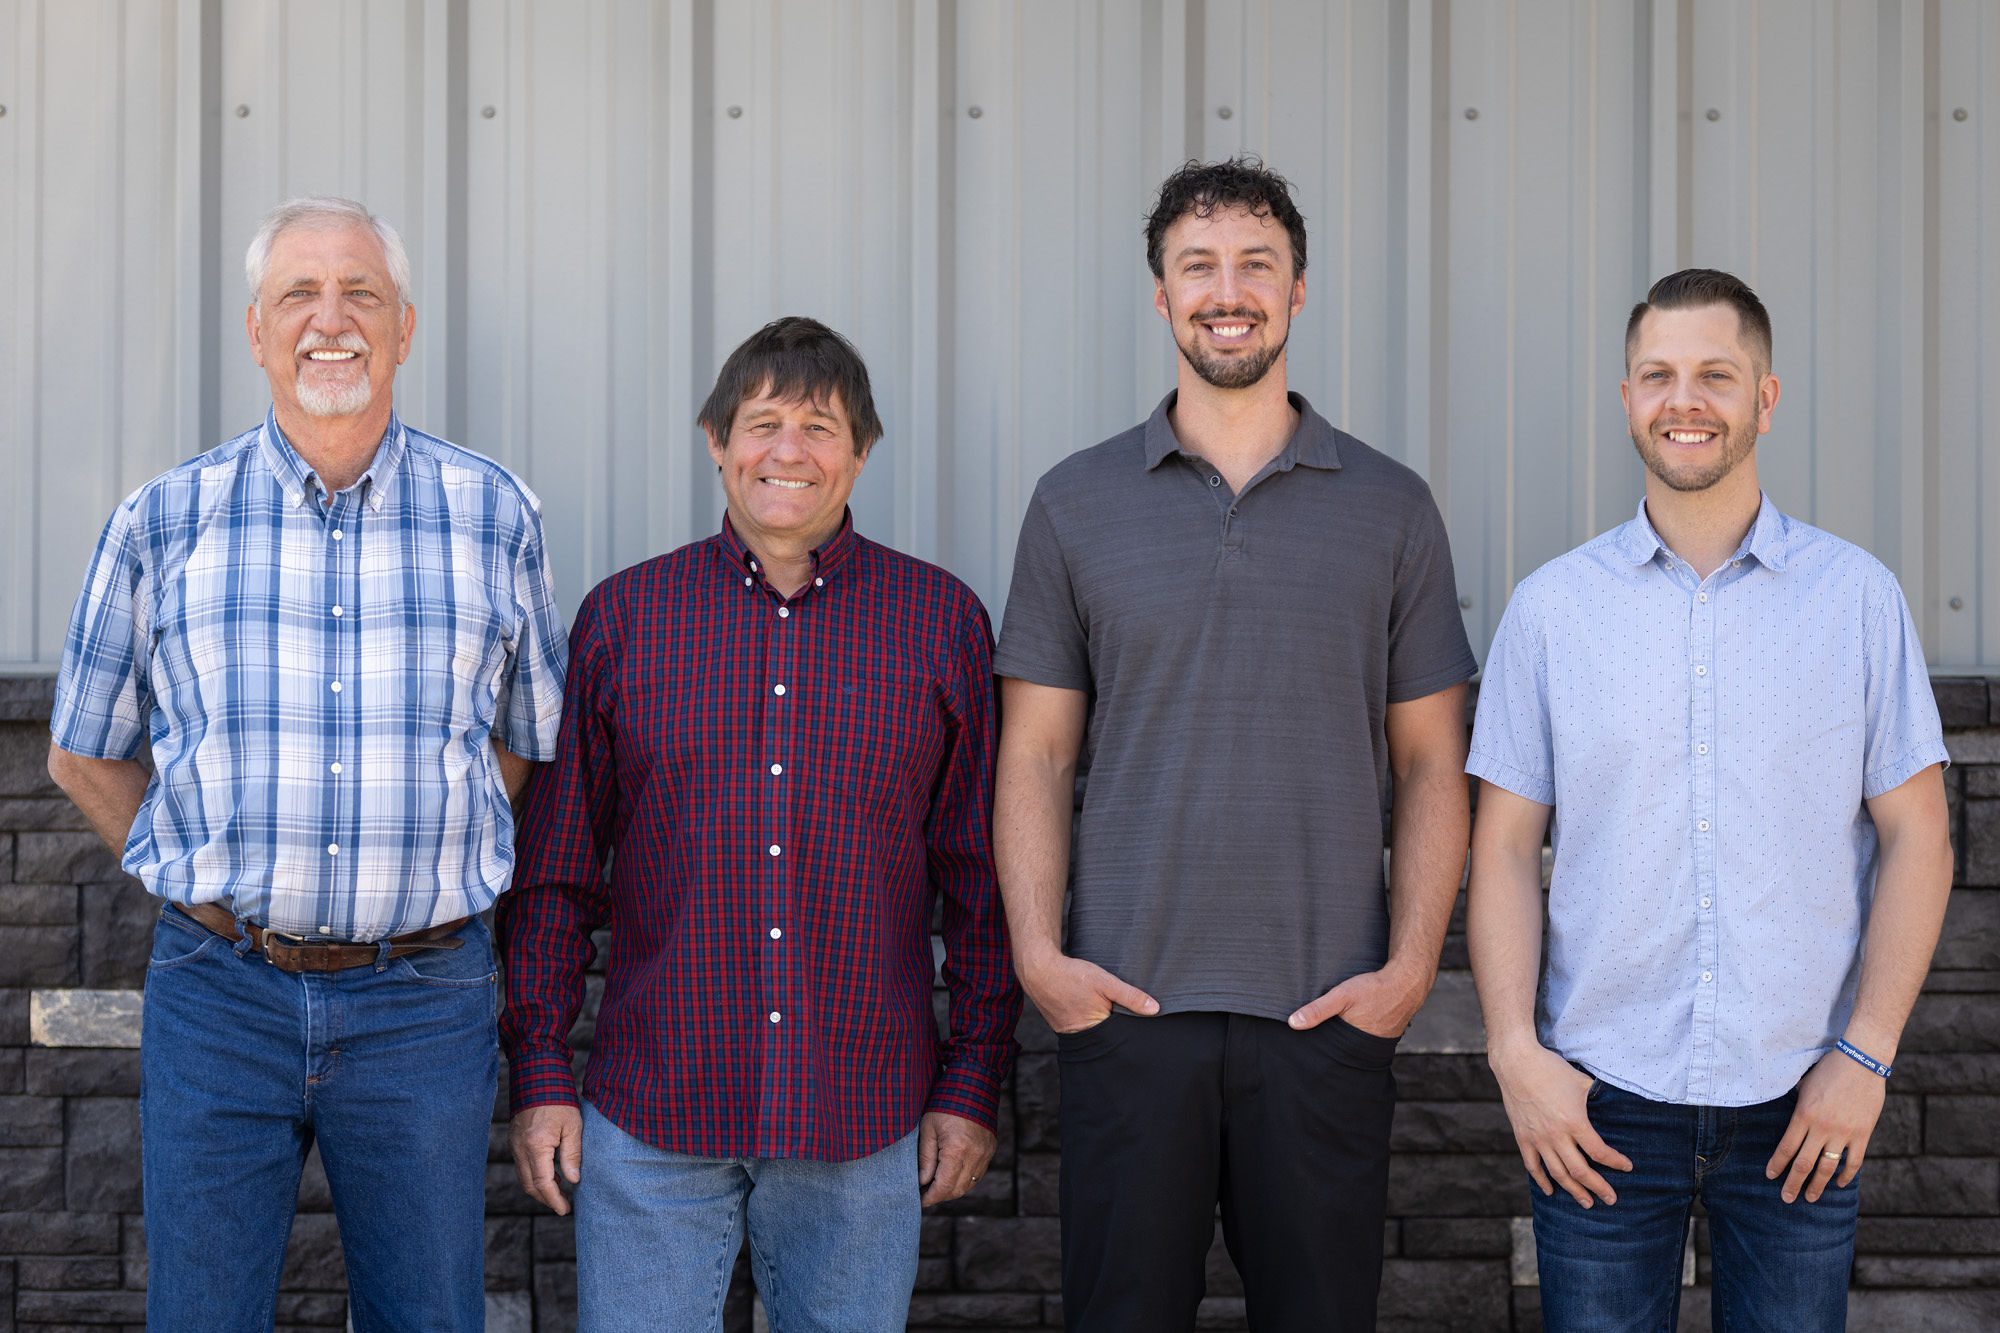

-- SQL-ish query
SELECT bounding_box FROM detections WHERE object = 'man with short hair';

[994,157,1477,1329]
[500,316,1018,1332]
[1467,268,1955,1331]
[48,196,568,1330]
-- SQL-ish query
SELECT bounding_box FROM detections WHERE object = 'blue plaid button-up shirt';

[51,410,569,941]
[1469,495,1948,1107]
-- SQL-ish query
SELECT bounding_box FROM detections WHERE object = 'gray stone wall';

[3,672,1997,1331]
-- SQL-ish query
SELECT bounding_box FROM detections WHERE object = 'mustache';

[1658,420,1727,434]
[1190,307,1260,324]
[295,330,368,356]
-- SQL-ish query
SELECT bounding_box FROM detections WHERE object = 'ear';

[1619,378,1631,416]
[1153,280,1171,326]
[1289,274,1305,317]
[704,424,728,469]
[396,302,416,365]
[1755,372,1781,435]
[246,303,266,367]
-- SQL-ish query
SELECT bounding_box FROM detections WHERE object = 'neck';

[1643,465,1763,580]
[1166,364,1299,488]
[273,402,394,494]
[735,515,842,599]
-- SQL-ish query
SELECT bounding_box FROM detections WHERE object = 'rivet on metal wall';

[968,105,983,119]
[1706,107,1721,121]
[1459,596,1473,610]
[480,105,496,119]
[1951,596,1965,611]
[1463,107,1479,120]
[727,105,742,119]
[1217,106,1233,120]
[0,105,8,118]
[1955,107,1970,122]
[235,104,250,118]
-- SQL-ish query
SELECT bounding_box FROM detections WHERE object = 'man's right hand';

[1017,948,1160,1034]
[511,1104,583,1215]
[1489,1038,1633,1208]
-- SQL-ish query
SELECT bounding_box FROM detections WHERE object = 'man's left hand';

[1766,1049,1887,1203]
[1287,960,1431,1037]
[918,1111,997,1206]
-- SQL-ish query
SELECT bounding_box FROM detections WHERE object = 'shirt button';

[769,927,782,940]
[1697,592,1709,603]
[329,680,343,693]
[1700,896,1712,908]
[330,761,343,775]
[750,560,759,572]
[327,843,340,856]
[1698,820,1711,832]
[778,607,790,619]
[768,844,782,856]
[814,578,824,588]
[745,577,754,587]
[1696,743,1709,755]
[331,605,343,618]
[1208,475,1222,487]
[768,1011,782,1023]
[770,763,783,776]
[773,684,786,696]
[1695,665,1708,676]
[1701,971,1713,983]
[331,529,344,541]
[318,925,332,934]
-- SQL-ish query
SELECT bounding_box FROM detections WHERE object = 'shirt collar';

[1140,390,1345,473]
[257,407,407,513]
[718,509,861,590]
[1615,491,1791,572]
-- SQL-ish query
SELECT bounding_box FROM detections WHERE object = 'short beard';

[294,331,375,418]
[1631,417,1757,493]
[1171,302,1288,390]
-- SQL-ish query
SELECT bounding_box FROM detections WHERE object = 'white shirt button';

[332,529,344,542]
[327,843,340,856]
[769,844,782,856]
[1700,896,1712,908]
[814,578,824,588]
[1697,820,1711,832]
[770,764,783,776]
[778,606,790,619]
[318,925,332,934]
[1701,971,1713,982]
[1696,744,1709,755]
[773,684,786,696]
[291,492,304,507]
[329,680,343,693]
[745,577,753,587]
[330,762,343,775]
[768,1010,782,1023]
[769,927,783,940]
[1697,592,1709,603]
[331,605,343,618]
[1695,665,1708,676]
[750,561,759,572]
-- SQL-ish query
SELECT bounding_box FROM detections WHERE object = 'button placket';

[1688,572,1721,1099]
[756,565,798,1152]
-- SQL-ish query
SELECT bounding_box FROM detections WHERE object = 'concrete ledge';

[30,989,142,1048]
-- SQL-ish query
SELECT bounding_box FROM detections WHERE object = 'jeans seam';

[746,1223,777,1329]
[711,1186,743,1329]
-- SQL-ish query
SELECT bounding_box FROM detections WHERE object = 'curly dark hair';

[697,316,884,456]
[1145,156,1307,280]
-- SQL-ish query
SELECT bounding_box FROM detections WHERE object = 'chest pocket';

[822,667,940,815]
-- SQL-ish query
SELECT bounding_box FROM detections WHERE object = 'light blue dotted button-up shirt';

[1468,495,1948,1107]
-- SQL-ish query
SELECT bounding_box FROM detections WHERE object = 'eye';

[1184,262,1211,275]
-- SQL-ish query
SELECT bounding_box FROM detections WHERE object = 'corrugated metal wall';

[3,0,1996,672]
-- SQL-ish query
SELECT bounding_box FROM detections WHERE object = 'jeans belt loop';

[374,938,392,973]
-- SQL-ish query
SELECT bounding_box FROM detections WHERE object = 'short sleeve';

[1386,493,1479,703]
[993,488,1091,691]
[494,491,569,761]
[1466,585,1557,807]
[50,500,151,761]
[1860,579,1950,799]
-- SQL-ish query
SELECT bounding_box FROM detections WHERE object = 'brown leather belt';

[174,901,468,974]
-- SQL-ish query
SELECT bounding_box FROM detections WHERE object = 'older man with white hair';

[47,197,568,1330]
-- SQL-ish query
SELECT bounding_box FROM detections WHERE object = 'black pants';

[1057,1010,1398,1332]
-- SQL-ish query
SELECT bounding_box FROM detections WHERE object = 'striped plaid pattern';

[498,516,1018,1161]
[51,410,568,941]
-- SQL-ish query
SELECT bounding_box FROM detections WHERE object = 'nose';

[1665,372,1704,412]
[306,289,349,332]
[769,424,810,458]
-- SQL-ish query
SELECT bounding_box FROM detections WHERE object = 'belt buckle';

[261,927,342,971]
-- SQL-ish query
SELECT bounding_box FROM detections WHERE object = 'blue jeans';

[1532,1077,1858,1332]
[574,1102,922,1332]
[140,905,497,1332]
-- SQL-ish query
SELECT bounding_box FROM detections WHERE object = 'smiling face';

[1621,303,1779,494]
[1152,205,1306,391]
[247,220,413,425]
[705,385,868,555]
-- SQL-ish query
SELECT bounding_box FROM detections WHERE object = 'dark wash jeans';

[1057,1010,1399,1332]
[1532,1077,1858,1332]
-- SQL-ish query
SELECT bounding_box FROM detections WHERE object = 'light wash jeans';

[140,905,497,1332]
[575,1101,922,1332]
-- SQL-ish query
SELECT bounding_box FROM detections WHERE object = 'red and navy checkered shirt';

[498,514,1018,1160]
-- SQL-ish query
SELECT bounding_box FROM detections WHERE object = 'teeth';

[763,479,811,489]
[1210,324,1250,337]
[1666,430,1712,444]
[306,350,358,361]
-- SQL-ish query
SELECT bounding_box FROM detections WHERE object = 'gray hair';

[244,196,412,309]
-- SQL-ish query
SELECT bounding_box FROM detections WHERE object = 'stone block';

[1014,1054,1058,1152]
[1967,767,2000,799]
[66,1098,141,1211]
[1925,970,2000,992]
[953,1217,1061,1291]
[1856,1217,2000,1254]
[0,1211,119,1254]
[1388,1154,1526,1216]
[1391,1100,1516,1153]
[1378,1258,1511,1327]
[1926,1095,2000,1154]
[1401,1217,1513,1259]
[1858,1157,2000,1215]
[0,724,60,796]
[279,1213,347,1289]
[532,1260,577,1332]
[1401,971,1484,1054]
[0,989,27,1044]
[1869,1094,1921,1156]
[1891,1053,2000,1093]
[0,1050,22,1094]
[1936,889,2000,971]
[485,1161,542,1214]
[1392,1055,1502,1102]
[11,1290,149,1322]
[14,832,126,885]
[22,1049,138,1099]
[532,1213,575,1261]
[296,1145,331,1210]
[1853,1255,2000,1287]
[987,1083,1017,1170]
[0,886,76,926]
[485,1218,531,1289]
[1193,1296,1247,1329]
[0,800,91,832]
[483,1290,531,1333]
[274,1291,349,1324]
[0,681,56,723]
[0,1147,64,1209]
[1018,1151,1060,1216]
[14,1257,121,1289]
[1902,991,2000,1053]
[1966,802,2000,886]
[913,1255,953,1290]
[78,882,155,988]
[1934,679,1992,729]
[934,1168,1012,1216]
[121,1215,145,1289]
[1202,1224,1242,1297]
[1016,1004,1056,1054]
[903,1293,1043,1328]
[919,1215,951,1257]
[1846,1289,2000,1331]
[0,1096,63,1147]
[0,928,78,986]
[29,988,142,1047]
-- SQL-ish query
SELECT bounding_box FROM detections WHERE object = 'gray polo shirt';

[996,391,1476,1018]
